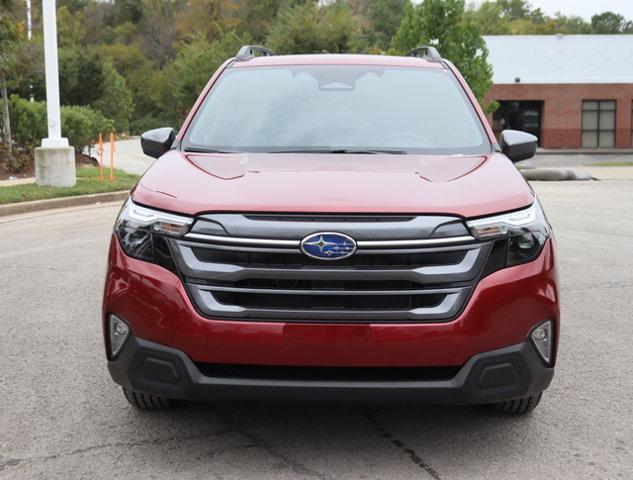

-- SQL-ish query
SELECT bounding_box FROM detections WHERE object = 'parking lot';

[1,179,632,479]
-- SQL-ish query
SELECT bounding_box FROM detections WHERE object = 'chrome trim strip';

[356,236,475,248]
[172,243,488,284]
[195,284,465,296]
[184,232,476,249]
[189,286,470,321]
[184,233,300,247]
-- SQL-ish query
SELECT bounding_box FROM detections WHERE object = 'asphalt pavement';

[1,180,632,479]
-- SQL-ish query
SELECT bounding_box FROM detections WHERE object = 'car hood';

[132,151,533,218]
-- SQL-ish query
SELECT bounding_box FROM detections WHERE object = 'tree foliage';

[168,31,249,117]
[391,0,492,102]
[591,12,633,34]
[267,1,363,54]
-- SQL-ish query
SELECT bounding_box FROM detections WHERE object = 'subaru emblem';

[300,232,357,260]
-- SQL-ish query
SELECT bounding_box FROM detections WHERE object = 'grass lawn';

[584,162,633,167]
[0,167,139,205]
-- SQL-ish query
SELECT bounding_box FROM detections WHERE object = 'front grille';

[170,213,492,322]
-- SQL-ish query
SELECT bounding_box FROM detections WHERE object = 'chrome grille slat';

[194,284,465,296]
[183,232,476,248]
[188,287,470,321]
[171,243,489,283]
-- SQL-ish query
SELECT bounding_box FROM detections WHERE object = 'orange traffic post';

[109,131,116,181]
[98,133,104,181]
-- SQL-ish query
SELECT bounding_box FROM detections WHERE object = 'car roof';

[230,54,445,69]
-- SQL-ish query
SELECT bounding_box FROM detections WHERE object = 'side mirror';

[141,128,176,159]
[499,130,538,163]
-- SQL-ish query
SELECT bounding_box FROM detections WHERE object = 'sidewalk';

[0,177,35,187]
[580,166,633,180]
[98,136,155,175]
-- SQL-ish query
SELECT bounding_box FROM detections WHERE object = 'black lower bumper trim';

[108,337,554,404]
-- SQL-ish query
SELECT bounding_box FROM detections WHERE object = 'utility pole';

[26,0,32,40]
[26,0,34,101]
[35,0,76,187]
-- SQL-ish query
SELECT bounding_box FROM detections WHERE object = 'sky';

[498,0,633,21]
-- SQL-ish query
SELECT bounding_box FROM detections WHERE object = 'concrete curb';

[521,168,594,181]
[0,191,129,217]
[536,148,633,155]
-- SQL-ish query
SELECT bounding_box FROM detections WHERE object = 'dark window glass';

[582,100,616,148]
[184,65,491,155]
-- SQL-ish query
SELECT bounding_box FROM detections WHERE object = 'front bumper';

[108,335,553,404]
[103,235,559,367]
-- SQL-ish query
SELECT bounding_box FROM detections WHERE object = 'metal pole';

[26,0,34,101]
[26,0,32,40]
[41,0,68,147]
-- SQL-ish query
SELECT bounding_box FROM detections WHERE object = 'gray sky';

[499,0,633,20]
[527,0,633,20]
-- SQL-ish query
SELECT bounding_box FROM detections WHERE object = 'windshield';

[183,65,491,155]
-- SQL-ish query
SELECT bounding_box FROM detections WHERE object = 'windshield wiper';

[267,148,406,154]
[330,149,406,155]
[184,147,241,154]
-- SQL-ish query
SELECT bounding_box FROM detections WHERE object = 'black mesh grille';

[212,291,446,311]
[192,247,466,268]
[195,363,461,381]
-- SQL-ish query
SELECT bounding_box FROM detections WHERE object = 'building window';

[582,100,616,148]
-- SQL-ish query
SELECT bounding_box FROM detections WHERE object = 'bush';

[8,95,47,147]
[61,105,115,152]
[8,95,114,153]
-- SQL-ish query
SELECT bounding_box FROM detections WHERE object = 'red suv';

[104,46,558,414]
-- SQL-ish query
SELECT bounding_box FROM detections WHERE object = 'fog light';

[530,320,553,364]
[109,315,131,357]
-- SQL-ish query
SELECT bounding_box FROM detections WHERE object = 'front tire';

[123,387,173,410]
[492,392,542,414]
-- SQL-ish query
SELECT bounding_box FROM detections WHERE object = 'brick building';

[483,35,633,149]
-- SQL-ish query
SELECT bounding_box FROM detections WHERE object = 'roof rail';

[407,46,442,63]
[235,45,277,62]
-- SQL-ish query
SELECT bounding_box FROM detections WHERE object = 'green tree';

[496,0,530,21]
[266,0,362,54]
[368,0,407,50]
[241,0,285,42]
[554,14,592,34]
[59,48,106,105]
[0,4,26,158]
[591,12,632,33]
[464,1,510,34]
[91,63,135,132]
[391,0,492,103]
[390,1,422,55]
[166,31,248,119]
[57,5,85,48]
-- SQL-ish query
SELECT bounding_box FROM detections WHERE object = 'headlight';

[467,200,551,266]
[114,199,193,262]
